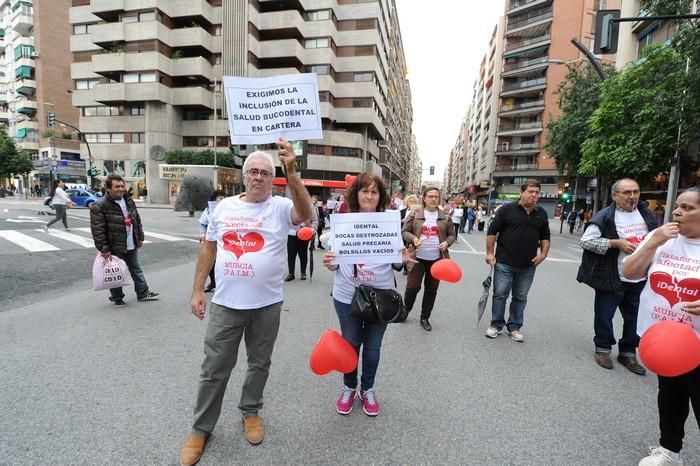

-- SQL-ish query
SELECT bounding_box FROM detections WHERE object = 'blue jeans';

[467,218,475,233]
[109,249,150,301]
[593,281,645,355]
[334,298,387,391]
[490,262,536,331]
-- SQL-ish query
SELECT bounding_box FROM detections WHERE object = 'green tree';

[580,45,690,182]
[0,128,32,179]
[164,149,235,168]
[545,62,610,174]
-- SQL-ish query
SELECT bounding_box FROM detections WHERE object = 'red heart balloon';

[639,320,700,377]
[430,258,462,283]
[297,226,314,241]
[344,174,356,186]
[309,329,358,376]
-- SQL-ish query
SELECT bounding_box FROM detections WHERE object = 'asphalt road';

[1,198,697,465]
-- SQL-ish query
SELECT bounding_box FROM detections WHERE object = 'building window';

[214,25,222,36]
[352,98,373,108]
[82,106,119,116]
[332,146,359,157]
[128,105,145,115]
[123,72,157,83]
[354,72,373,82]
[306,65,330,74]
[73,24,88,35]
[111,133,125,143]
[14,44,35,60]
[307,10,331,21]
[122,15,137,23]
[132,132,145,143]
[138,11,156,22]
[305,38,329,49]
[85,133,126,143]
[183,136,212,147]
[183,108,209,120]
[75,79,100,90]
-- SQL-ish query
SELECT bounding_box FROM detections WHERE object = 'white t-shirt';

[206,194,294,310]
[581,208,649,282]
[451,208,463,224]
[416,209,441,261]
[116,198,135,251]
[52,187,71,206]
[332,263,397,304]
[626,232,700,338]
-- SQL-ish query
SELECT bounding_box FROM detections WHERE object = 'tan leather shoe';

[179,434,207,466]
[242,415,265,445]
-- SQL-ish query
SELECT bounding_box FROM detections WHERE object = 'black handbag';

[349,265,408,324]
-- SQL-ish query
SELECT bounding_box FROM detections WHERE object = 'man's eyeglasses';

[246,169,274,179]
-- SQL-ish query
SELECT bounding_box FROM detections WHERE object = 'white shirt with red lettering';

[116,198,135,251]
[628,232,700,337]
[206,194,294,310]
[333,263,396,304]
[416,209,440,261]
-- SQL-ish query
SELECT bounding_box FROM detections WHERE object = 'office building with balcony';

[0,0,81,192]
[494,0,618,215]
[69,0,413,203]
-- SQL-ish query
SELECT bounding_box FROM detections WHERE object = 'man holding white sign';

[224,73,323,145]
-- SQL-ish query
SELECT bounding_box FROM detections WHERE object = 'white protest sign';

[330,211,402,265]
[224,73,323,144]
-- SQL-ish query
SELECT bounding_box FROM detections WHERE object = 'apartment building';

[406,133,421,194]
[69,0,413,204]
[1,0,81,193]
[616,0,678,69]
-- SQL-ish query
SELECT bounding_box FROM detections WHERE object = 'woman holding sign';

[402,187,457,331]
[622,188,700,466]
[322,173,403,417]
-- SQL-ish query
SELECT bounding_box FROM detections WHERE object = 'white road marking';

[36,229,94,248]
[73,227,152,244]
[458,235,477,253]
[3,209,7,213]
[143,231,188,242]
[0,230,59,252]
[6,217,45,224]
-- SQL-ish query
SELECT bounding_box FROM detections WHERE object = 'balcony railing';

[507,7,553,31]
[508,0,546,10]
[503,56,549,72]
[496,143,541,152]
[495,163,538,172]
[505,34,550,52]
[498,121,543,132]
[501,99,545,112]
[501,77,546,92]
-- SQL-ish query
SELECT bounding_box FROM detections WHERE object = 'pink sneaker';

[336,386,357,415]
[360,388,380,416]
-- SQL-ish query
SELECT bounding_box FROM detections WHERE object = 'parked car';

[66,188,100,208]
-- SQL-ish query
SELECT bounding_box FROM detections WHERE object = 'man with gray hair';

[179,139,313,466]
[577,178,657,374]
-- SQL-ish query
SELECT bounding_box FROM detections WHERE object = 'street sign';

[594,10,621,54]
[586,195,592,205]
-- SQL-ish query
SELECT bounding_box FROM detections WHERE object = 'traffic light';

[47,111,55,127]
[594,9,621,54]
[429,165,435,176]
[562,191,571,202]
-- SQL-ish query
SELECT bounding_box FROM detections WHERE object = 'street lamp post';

[59,120,94,190]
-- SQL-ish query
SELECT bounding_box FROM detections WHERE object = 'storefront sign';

[159,165,189,180]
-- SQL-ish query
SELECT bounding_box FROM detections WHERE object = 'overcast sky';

[397,2,506,182]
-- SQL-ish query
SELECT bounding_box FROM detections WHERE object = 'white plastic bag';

[92,253,132,290]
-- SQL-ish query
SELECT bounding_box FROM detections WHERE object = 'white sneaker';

[639,446,683,466]
[508,329,525,342]
[485,326,502,338]
[41,225,48,232]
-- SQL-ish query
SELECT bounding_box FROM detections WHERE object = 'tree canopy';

[0,128,32,179]
[164,149,235,168]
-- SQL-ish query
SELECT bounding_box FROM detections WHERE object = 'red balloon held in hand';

[297,226,314,241]
[309,329,358,376]
[639,320,700,377]
[430,259,463,283]
[344,174,356,186]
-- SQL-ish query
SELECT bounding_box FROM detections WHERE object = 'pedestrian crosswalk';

[0,228,194,253]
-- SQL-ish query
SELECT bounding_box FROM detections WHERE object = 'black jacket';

[90,194,145,255]
[576,202,657,292]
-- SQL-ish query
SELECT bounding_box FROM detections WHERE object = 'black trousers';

[287,235,309,275]
[658,365,700,453]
